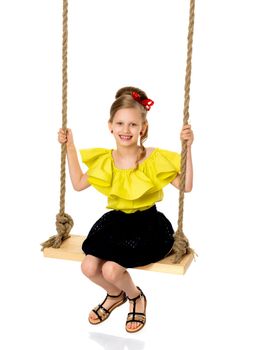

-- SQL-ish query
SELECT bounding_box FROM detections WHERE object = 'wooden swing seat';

[42,0,196,276]
[43,234,193,275]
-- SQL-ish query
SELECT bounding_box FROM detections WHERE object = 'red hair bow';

[131,91,154,111]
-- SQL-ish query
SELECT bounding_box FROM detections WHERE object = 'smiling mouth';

[119,135,132,140]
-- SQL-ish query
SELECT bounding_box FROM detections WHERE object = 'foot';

[89,290,127,324]
[126,287,147,333]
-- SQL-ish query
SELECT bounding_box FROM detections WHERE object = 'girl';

[58,86,194,333]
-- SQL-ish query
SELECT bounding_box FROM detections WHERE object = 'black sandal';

[126,287,147,333]
[89,290,127,325]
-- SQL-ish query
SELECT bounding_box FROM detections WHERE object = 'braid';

[134,124,148,170]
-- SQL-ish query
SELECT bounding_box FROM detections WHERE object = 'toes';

[127,322,139,330]
[89,312,98,321]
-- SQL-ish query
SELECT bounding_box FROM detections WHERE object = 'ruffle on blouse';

[80,148,112,196]
[79,148,181,202]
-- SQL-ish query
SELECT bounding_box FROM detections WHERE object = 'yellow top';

[80,148,181,213]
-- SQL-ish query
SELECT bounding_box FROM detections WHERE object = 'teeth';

[120,135,132,140]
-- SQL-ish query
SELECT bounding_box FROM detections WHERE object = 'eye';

[116,122,123,125]
[130,123,137,127]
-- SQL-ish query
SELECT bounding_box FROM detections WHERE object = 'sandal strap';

[107,290,124,298]
[126,312,146,325]
[96,292,127,315]
[99,291,127,312]
[92,309,102,322]
[127,287,144,302]
[126,286,147,322]
[99,290,125,309]
[90,291,127,324]
[126,320,145,325]
[128,287,146,315]
[92,304,110,321]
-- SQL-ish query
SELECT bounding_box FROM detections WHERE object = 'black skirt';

[82,205,174,268]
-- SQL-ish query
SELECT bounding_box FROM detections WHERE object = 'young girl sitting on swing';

[58,86,194,333]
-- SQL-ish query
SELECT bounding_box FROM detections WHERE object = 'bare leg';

[81,255,121,293]
[81,255,124,322]
[102,261,146,331]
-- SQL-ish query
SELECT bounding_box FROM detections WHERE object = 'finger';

[181,130,192,136]
[183,128,193,134]
[59,134,67,140]
[181,133,193,140]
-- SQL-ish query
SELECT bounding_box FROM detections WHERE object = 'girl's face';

[109,108,147,148]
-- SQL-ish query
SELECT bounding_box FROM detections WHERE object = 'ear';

[108,121,113,133]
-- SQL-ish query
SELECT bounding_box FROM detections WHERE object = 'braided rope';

[41,0,73,250]
[173,0,196,263]
[41,0,195,261]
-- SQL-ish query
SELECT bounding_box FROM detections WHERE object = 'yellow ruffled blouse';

[80,148,181,213]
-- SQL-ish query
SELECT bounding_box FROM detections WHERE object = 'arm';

[171,124,194,192]
[58,128,91,191]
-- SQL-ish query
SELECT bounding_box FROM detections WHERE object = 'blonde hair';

[109,86,150,168]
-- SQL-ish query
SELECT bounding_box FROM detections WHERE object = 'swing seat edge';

[43,234,193,275]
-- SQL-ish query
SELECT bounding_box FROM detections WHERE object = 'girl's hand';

[180,124,194,147]
[58,128,74,148]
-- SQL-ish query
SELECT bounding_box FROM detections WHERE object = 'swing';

[42,0,196,275]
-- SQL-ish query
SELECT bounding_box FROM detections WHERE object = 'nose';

[123,124,130,133]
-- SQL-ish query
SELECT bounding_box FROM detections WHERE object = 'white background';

[0,1,263,349]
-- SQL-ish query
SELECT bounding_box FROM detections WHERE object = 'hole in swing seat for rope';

[43,234,194,275]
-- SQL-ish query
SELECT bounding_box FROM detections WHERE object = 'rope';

[41,0,195,262]
[173,0,196,263]
[41,0,73,250]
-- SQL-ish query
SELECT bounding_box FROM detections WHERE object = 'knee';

[102,262,124,284]
[81,255,101,278]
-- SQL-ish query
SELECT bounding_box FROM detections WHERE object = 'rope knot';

[41,212,74,250]
[56,213,74,236]
[53,213,74,247]
[173,229,195,263]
